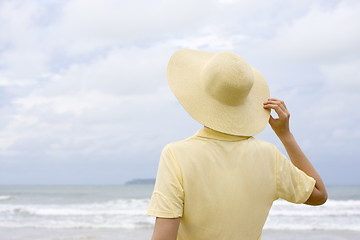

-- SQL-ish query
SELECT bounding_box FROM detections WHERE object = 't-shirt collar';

[195,127,251,142]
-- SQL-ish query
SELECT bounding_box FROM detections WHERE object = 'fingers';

[267,101,287,115]
[263,98,290,119]
[266,98,288,111]
[264,103,287,119]
[267,98,288,110]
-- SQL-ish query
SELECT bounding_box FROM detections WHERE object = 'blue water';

[0,185,359,231]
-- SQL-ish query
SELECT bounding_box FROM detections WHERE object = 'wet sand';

[1,228,360,240]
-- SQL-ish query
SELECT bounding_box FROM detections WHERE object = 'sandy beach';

[262,229,360,240]
[1,228,360,240]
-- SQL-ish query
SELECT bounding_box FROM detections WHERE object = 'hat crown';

[200,52,254,106]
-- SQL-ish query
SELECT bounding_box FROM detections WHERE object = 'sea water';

[0,185,359,232]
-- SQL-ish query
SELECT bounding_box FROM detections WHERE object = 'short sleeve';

[275,148,316,204]
[147,144,184,218]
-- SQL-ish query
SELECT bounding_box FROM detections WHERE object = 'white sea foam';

[0,198,359,231]
[0,195,11,201]
[0,199,149,216]
[264,199,360,231]
[0,198,153,229]
[269,199,360,217]
[273,199,360,207]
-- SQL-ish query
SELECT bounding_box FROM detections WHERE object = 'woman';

[148,49,327,240]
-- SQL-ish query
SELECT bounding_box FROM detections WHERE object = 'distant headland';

[125,178,156,185]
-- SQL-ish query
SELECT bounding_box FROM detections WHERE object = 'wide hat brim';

[167,49,270,136]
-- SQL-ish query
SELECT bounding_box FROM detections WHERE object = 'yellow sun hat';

[167,49,270,136]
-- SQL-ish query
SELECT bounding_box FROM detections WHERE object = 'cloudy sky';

[0,0,359,185]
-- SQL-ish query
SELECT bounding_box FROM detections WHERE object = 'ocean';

[0,185,359,240]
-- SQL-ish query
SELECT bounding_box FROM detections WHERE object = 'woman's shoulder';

[247,137,278,151]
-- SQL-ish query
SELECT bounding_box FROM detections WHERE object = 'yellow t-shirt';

[148,127,316,240]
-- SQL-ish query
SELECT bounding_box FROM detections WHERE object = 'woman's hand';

[263,98,291,138]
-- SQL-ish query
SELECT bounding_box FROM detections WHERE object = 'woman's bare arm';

[151,217,180,240]
[263,98,327,205]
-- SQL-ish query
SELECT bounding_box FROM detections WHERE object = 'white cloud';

[1,83,180,160]
[14,91,112,115]
[0,77,36,87]
[268,0,360,63]
[171,33,250,51]
[49,0,218,53]
[52,46,171,95]
[320,60,360,91]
